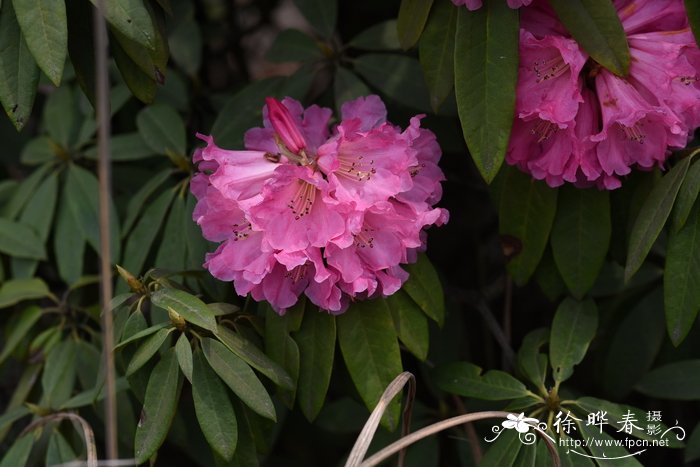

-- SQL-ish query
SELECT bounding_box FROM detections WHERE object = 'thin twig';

[502,275,513,371]
[450,395,483,464]
[93,0,118,459]
[475,300,516,367]
[20,413,98,467]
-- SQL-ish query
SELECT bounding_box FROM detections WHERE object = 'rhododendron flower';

[191,96,448,314]
[451,0,532,10]
[508,0,700,189]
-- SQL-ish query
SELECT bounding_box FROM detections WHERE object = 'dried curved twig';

[20,412,97,467]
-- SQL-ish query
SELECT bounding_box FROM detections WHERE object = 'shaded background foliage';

[0,0,700,466]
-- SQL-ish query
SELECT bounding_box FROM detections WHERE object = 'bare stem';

[21,413,97,467]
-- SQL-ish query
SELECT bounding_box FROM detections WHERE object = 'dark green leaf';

[549,298,598,384]
[354,54,431,111]
[334,67,370,108]
[0,0,39,130]
[41,339,77,408]
[295,308,336,421]
[46,430,76,466]
[337,299,403,429]
[387,290,429,360]
[263,305,300,408]
[126,327,174,376]
[43,86,79,148]
[402,253,445,326]
[548,0,630,76]
[115,322,170,350]
[625,157,693,281]
[12,0,67,85]
[396,0,434,50]
[214,325,294,391]
[2,163,52,219]
[0,434,33,467]
[134,348,182,464]
[454,3,518,182]
[202,337,276,421]
[434,361,530,400]
[66,0,96,104]
[193,348,238,461]
[292,0,337,38]
[122,169,172,235]
[154,194,187,271]
[151,288,217,331]
[517,327,549,393]
[348,20,400,50]
[0,218,46,259]
[480,429,521,467]
[419,0,456,112]
[551,186,611,298]
[673,159,700,231]
[84,133,156,161]
[168,17,201,76]
[136,104,186,156]
[92,0,156,50]
[0,279,50,308]
[175,333,193,383]
[0,305,41,364]
[577,422,642,467]
[498,166,558,285]
[54,186,85,284]
[19,137,55,165]
[113,37,156,103]
[267,29,321,63]
[636,360,700,400]
[688,0,700,46]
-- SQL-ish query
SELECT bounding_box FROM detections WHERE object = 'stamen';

[232,222,253,241]
[622,124,645,144]
[679,75,697,86]
[264,152,281,163]
[409,163,426,178]
[354,227,375,249]
[284,264,308,283]
[533,56,570,83]
[530,120,557,143]
[286,180,316,220]
[337,154,377,181]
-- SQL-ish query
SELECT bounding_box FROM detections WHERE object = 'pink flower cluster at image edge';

[451,0,532,10]
[509,0,700,189]
[191,96,448,314]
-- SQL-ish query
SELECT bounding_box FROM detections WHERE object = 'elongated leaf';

[0,0,39,130]
[334,67,370,108]
[402,253,445,326]
[354,54,431,111]
[12,0,67,85]
[419,0,456,112]
[84,133,155,161]
[348,20,400,51]
[549,298,598,384]
[43,86,79,148]
[54,187,85,284]
[20,137,55,165]
[337,299,403,429]
[110,7,168,84]
[126,327,174,376]
[0,218,46,259]
[41,339,77,408]
[122,169,172,235]
[434,361,530,400]
[267,29,321,63]
[551,187,611,299]
[548,0,630,76]
[498,166,558,285]
[636,359,700,400]
[295,309,336,421]
[175,333,193,383]
[192,349,237,460]
[136,104,186,156]
[201,338,276,421]
[66,0,96,104]
[0,279,50,308]
[92,0,156,50]
[673,159,700,231]
[0,434,33,467]
[387,290,429,360]
[625,157,692,281]
[154,195,187,271]
[0,306,41,364]
[292,0,336,38]
[263,305,300,408]
[214,325,294,390]
[577,423,642,467]
[2,163,52,219]
[665,199,700,345]
[134,349,182,464]
[151,288,217,332]
[479,426,522,467]
[455,3,518,182]
[517,327,549,393]
[46,430,77,466]
[115,322,170,350]
[112,37,156,103]
[396,0,434,50]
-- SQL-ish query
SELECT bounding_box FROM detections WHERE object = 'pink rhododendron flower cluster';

[451,0,532,10]
[191,96,448,314]
[508,0,700,189]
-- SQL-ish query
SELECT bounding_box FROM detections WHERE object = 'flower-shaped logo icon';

[502,413,540,433]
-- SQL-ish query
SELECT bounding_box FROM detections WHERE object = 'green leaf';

[334,67,370,108]
[192,348,238,461]
[292,0,337,38]
[665,199,700,345]
[549,298,598,384]
[266,29,321,63]
[0,434,33,467]
[625,157,693,281]
[66,0,96,104]
[517,327,549,393]
[84,133,156,161]
[0,0,39,130]
[1,163,52,219]
[577,422,642,467]
[12,0,67,85]
[126,327,174,376]
[354,54,431,111]
[46,430,77,466]
[551,186,611,299]
[263,305,300,408]
[136,104,186,156]
[201,337,276,421]
[498,166,558,285]
[175,333,193,383]
[348,20,400,51]
[0,218,46,259]
[673,159,700,232]
[548,0,630,76]
[122,188,174,277]
[214,325,294,391]
[54,186,86,284]
[0,279,50,308]
[402,253,445,326]
[636,359,700,400]
[0,305,41,364]
[115,322,170,350]
[337,299,403,429]
[151,288,217,332]
[134,348,182,464]
[20,137,55,165]
[480,427,521,467]
[434,361,530,400]
[41,339,77,408]
[113,37,156,104]
[154,195,187,272]
[688,0,700,46]
[92,0,156,50]
[454,2,518,183]
[387,290,429,360]
[43,86,79,148]
[168,16,201,76]
[122,169,172,235]
[396,0,434,50]
[419,0,456,112]
[295,308,336,421]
